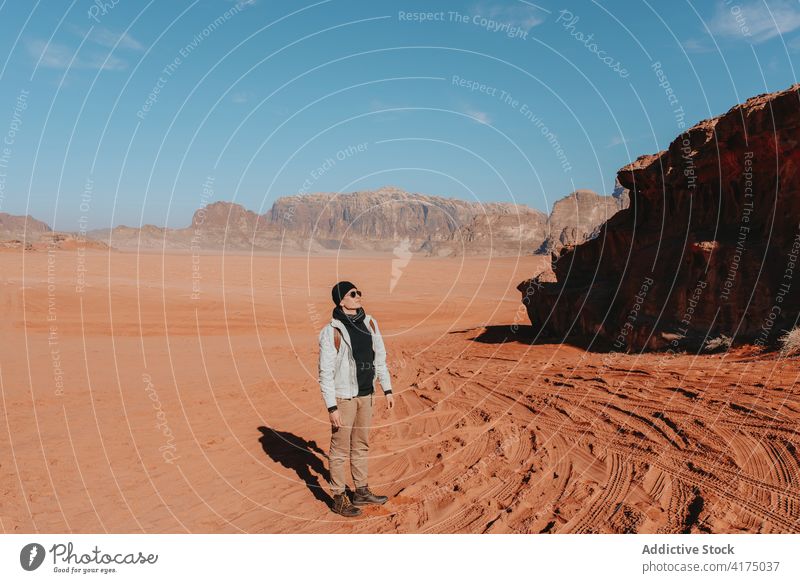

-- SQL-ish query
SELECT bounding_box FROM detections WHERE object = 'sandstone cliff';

[538,186,628,255]
[0,212,51,240]
[0,213,109,251]
[263,186,548,254]
[517,84,800,351]
[86,185,623,256]
[442,204,548,256]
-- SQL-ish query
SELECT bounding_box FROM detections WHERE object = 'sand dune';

[0,250,798,533]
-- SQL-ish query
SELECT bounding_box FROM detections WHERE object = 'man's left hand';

[386,393,395,410]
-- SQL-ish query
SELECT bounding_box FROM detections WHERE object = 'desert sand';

[1,249,798,533]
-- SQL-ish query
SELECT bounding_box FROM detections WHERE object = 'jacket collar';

[330,313,372,335]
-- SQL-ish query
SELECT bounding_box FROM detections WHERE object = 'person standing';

[318,281,395,517]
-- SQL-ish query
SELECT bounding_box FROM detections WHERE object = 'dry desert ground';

[1,249,799,533]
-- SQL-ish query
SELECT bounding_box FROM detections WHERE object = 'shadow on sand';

[459,324,616,352]
[464,324,776,356]
[257,426,332,507]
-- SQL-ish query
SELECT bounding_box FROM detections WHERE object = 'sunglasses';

[346,290,362,298]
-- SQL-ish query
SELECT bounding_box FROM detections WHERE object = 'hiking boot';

[352,485,388,506]
[331,493,362,517]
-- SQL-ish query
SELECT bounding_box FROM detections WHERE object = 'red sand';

[1,250,798,533]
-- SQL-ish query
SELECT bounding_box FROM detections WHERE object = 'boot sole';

[332,509,362,516]
[352,499,388,506]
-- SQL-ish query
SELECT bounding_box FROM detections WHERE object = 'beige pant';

[329,393,373,496]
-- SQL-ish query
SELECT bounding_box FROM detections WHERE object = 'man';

[318,281,395,517]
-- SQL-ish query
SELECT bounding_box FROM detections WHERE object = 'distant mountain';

[442,202,548,256]
[0,185,627,255]
[0,212,51,240]
[0,213,110,251]
[84,185,626,256]
[538,184,629,255]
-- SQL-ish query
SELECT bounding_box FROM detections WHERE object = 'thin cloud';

[230,91,253,104]
[89,28,144,51]
[463,107,491,125]
[27,24,141,71]
[708,0,800,43]
[27,39,73,69]
[26,38,128,71]
[66,24,144,51]
[369,98,396,111]
[605,135,626,149]
[469,1,546,31]
[78,52,127,71]
[682,38,716,53]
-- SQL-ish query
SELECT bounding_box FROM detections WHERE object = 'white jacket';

[318,313,392,409]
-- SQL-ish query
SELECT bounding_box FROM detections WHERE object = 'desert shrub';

[778,327,800,357]
[703,335,731,353]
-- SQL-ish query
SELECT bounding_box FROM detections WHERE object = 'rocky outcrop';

[85,185,625,255]
[264,186,548,254]
[87,224,172,249]
[517,83,800,351]
[0,213,108,251]
[88,187,552,255]
[538,187,628,255]
[611,177,630,209]
[442,205,548,256]
[0,213,51,240]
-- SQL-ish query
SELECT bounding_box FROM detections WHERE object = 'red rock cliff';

[517,84,800,351]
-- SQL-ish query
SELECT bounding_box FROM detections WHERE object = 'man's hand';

[329,410,342,428]
[386,393,395,410]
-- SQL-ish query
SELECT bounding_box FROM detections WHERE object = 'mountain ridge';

[2,186,628,256]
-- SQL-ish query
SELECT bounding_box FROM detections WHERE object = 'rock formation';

[0,212,51,240]
[84,185,624,256]
[0,213,109,251]
[0,183,624,256]
[538,186,628,255]
[443,204,548,256]
[517,84,800,351]
[262,186,547,255]
[85,224,171,250]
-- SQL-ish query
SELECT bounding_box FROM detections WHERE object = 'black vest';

[332,306,375,395]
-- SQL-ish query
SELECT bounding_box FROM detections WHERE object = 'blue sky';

[0,0,798,230]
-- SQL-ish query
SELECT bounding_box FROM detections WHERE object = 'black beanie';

[331,281,357,306]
